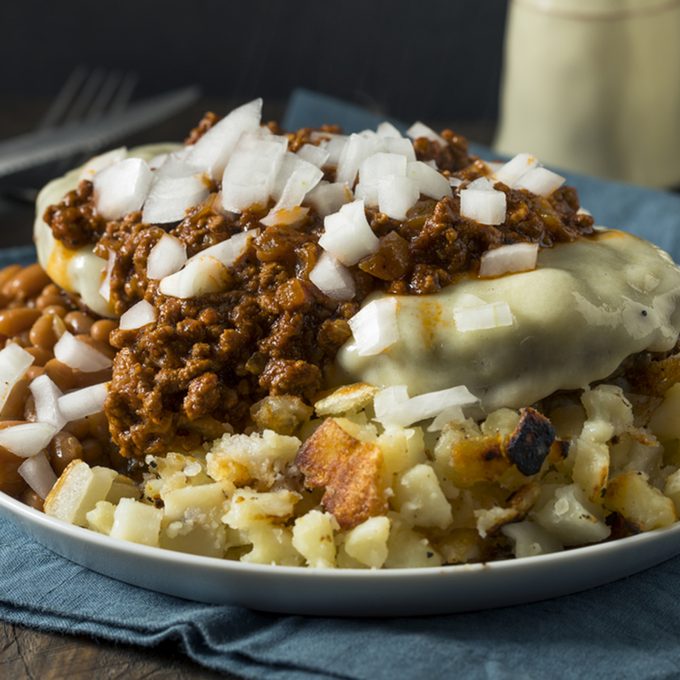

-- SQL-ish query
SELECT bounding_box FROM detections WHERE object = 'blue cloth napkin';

[3,90,680,680]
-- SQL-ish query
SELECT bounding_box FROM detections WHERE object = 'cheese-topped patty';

[33,145,177,317]
[336,231,680,411]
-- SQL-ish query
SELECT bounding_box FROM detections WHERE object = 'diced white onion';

[142,174,209,224]
[57,383,108,422]
[449,177,463,188]
[376,121,402,138]
[159,255,228,298]
[406,161,453,200]
[381,136,416,161]
[191,230,256,268]
[268,159,323,214]
[221,135,287,213]
[427,406,465,432]
[29,375,65,430]
[93,157,152,220]
[98,249,115,303]
[467,177,494,191]
[515,167,565,197]
[374,384,478,428]
[577,207,592,216]
[357,153,408,207]
[18,452,58,500]
[494,153,538,187]
[460,188,507,225]
[54,332,112,372]
[319,200,379,266]
[79,147,127,181]
[406,121,446,145]
[0,422,56,458]
[305,182,353,217]
[453,301,514,332]
[336,133,381,186]
[485,161,505,174]
[378,175,419,220]
[297,144,330,167]
[479,243,539,278]
[186,98,263,178]
[309,133,348,166]
[308,252,355,300]
[119,300,157,330]
[147,234,187,280]
[260,206,309,227]
[348,298,398,356]
[0,343,34,412]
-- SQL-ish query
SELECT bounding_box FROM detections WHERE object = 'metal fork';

[4,67,138,203]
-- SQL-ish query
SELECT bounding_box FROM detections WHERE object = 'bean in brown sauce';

[20,488,44,511]
[40,304,67,318]
[25,346,52,367]
[29,313,60,350]
[63,417,90,440]
[3,263,51,301]
[36,294,67,310]
[80,437,107,466]
[23,394,36,421]
[44,358,78,391]
[90,319,117,344]
[0,378,30,419]
[64,311,94,335]
[49,432,83,476]
[0,307,41,336]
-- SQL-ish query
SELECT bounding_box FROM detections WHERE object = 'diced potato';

[571,437,609,502]
[343,516,391,568]
[664,469,680,514]
[605,471,677,531]
[393,464,452,529]
[314,383,378,416]
[432,528,483,564]
[474,506,519,538]
[609,431,663,478]
[222,488,300,530]
[44,461,117,526]
[378,425,426,479]
[648,383,680,441]
[481,408,520,437]
[86,500,115,535]
[163,483,226,521]
[334,416,378,443]
[384,515,442,568]
[241,525,303,566]
[549,403,586,440]
[107,475,141,504]
[292,510,338,568]
[501,521,563,558]
[533,484,610,546]
[581,385,634,436]
[250,395,312,435]
[109,498,163,547]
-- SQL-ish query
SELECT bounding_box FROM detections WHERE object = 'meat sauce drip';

[44,114,594,459]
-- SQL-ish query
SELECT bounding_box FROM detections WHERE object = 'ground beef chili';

[43,114,595,459]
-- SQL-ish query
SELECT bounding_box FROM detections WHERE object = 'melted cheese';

[336,231,680,412]
[33,144,178,317]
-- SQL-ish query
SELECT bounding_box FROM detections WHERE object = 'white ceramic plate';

[3,490,680,616]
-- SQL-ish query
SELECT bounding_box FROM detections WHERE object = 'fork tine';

[109,72,138,114]
[39,66,88,129]
[85,70,124,120]
[62,68,106,124]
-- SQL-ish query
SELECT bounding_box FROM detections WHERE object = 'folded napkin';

[3,90,680,680]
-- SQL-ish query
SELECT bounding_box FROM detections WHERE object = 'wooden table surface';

[0,96,495,678]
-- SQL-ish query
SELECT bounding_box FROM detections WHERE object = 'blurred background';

[1,0,679,247]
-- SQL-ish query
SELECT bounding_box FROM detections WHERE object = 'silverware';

[0,82,200,179]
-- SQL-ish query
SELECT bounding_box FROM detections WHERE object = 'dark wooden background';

[0,2,505,676]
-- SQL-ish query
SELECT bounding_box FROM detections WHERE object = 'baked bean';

[63,417,90,440]
[41,304,67,318]
[15,330,31,347]
[36,294,67,310]
[29,313,60,351]
[0,265,22,292]
[64,311,94,335]
[49,432,83,476]
[3,264,51,301]
[80,437,107,466]
[74,366,112,389]
[86,412,110,441]
[40,283,61,297]
[0,378,30,419]
[0,421,27,496]
[20,488,44,511]
[76,333,115,359]
[0,307,41,336]
[23,394,36,421]
[25,346,52,367]
[26,366,46,381]
[90,319,117,344]
[44,358,77,391]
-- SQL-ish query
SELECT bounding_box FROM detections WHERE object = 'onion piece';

[93,158,152,220]
[494,153,538,187]
[98,249,115,303]
[376,121,402,138]
[142,174,209,224]
[54,332,112,372]
[427,406,465,432]
[308,252,356,300]
[449,177,463,188]
[485,161,504,174]
[306,182,353,217]
[221,135,287,213]
[347,297,398,356]
[191,229,257,268]
[58,383,108,422]
[381,136,416,161]
[79,147,127,181]
[0,422,56,458]
[159,255,228,298]
[186,98,262,178]
[260,206,309,227]
[406,121,446,145]
[18,452,58,500]
[319,200,379,266]
[515,167,565,197]
[297,144,330,167]
[268,159,323,214]
[467,177,494,191]
[119,300,157,331]
[310,132,348,166]
[0,343,34,412]
[147,234,187,279]
[29,374,66,430]
[479,243,539,278]
[336,133,381,186]
[357,153,408,207]
[406,161,452,200]
[460,187,507,225]
[378,175,419,220]
[374,384,479,428]
[453,301,514,332]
